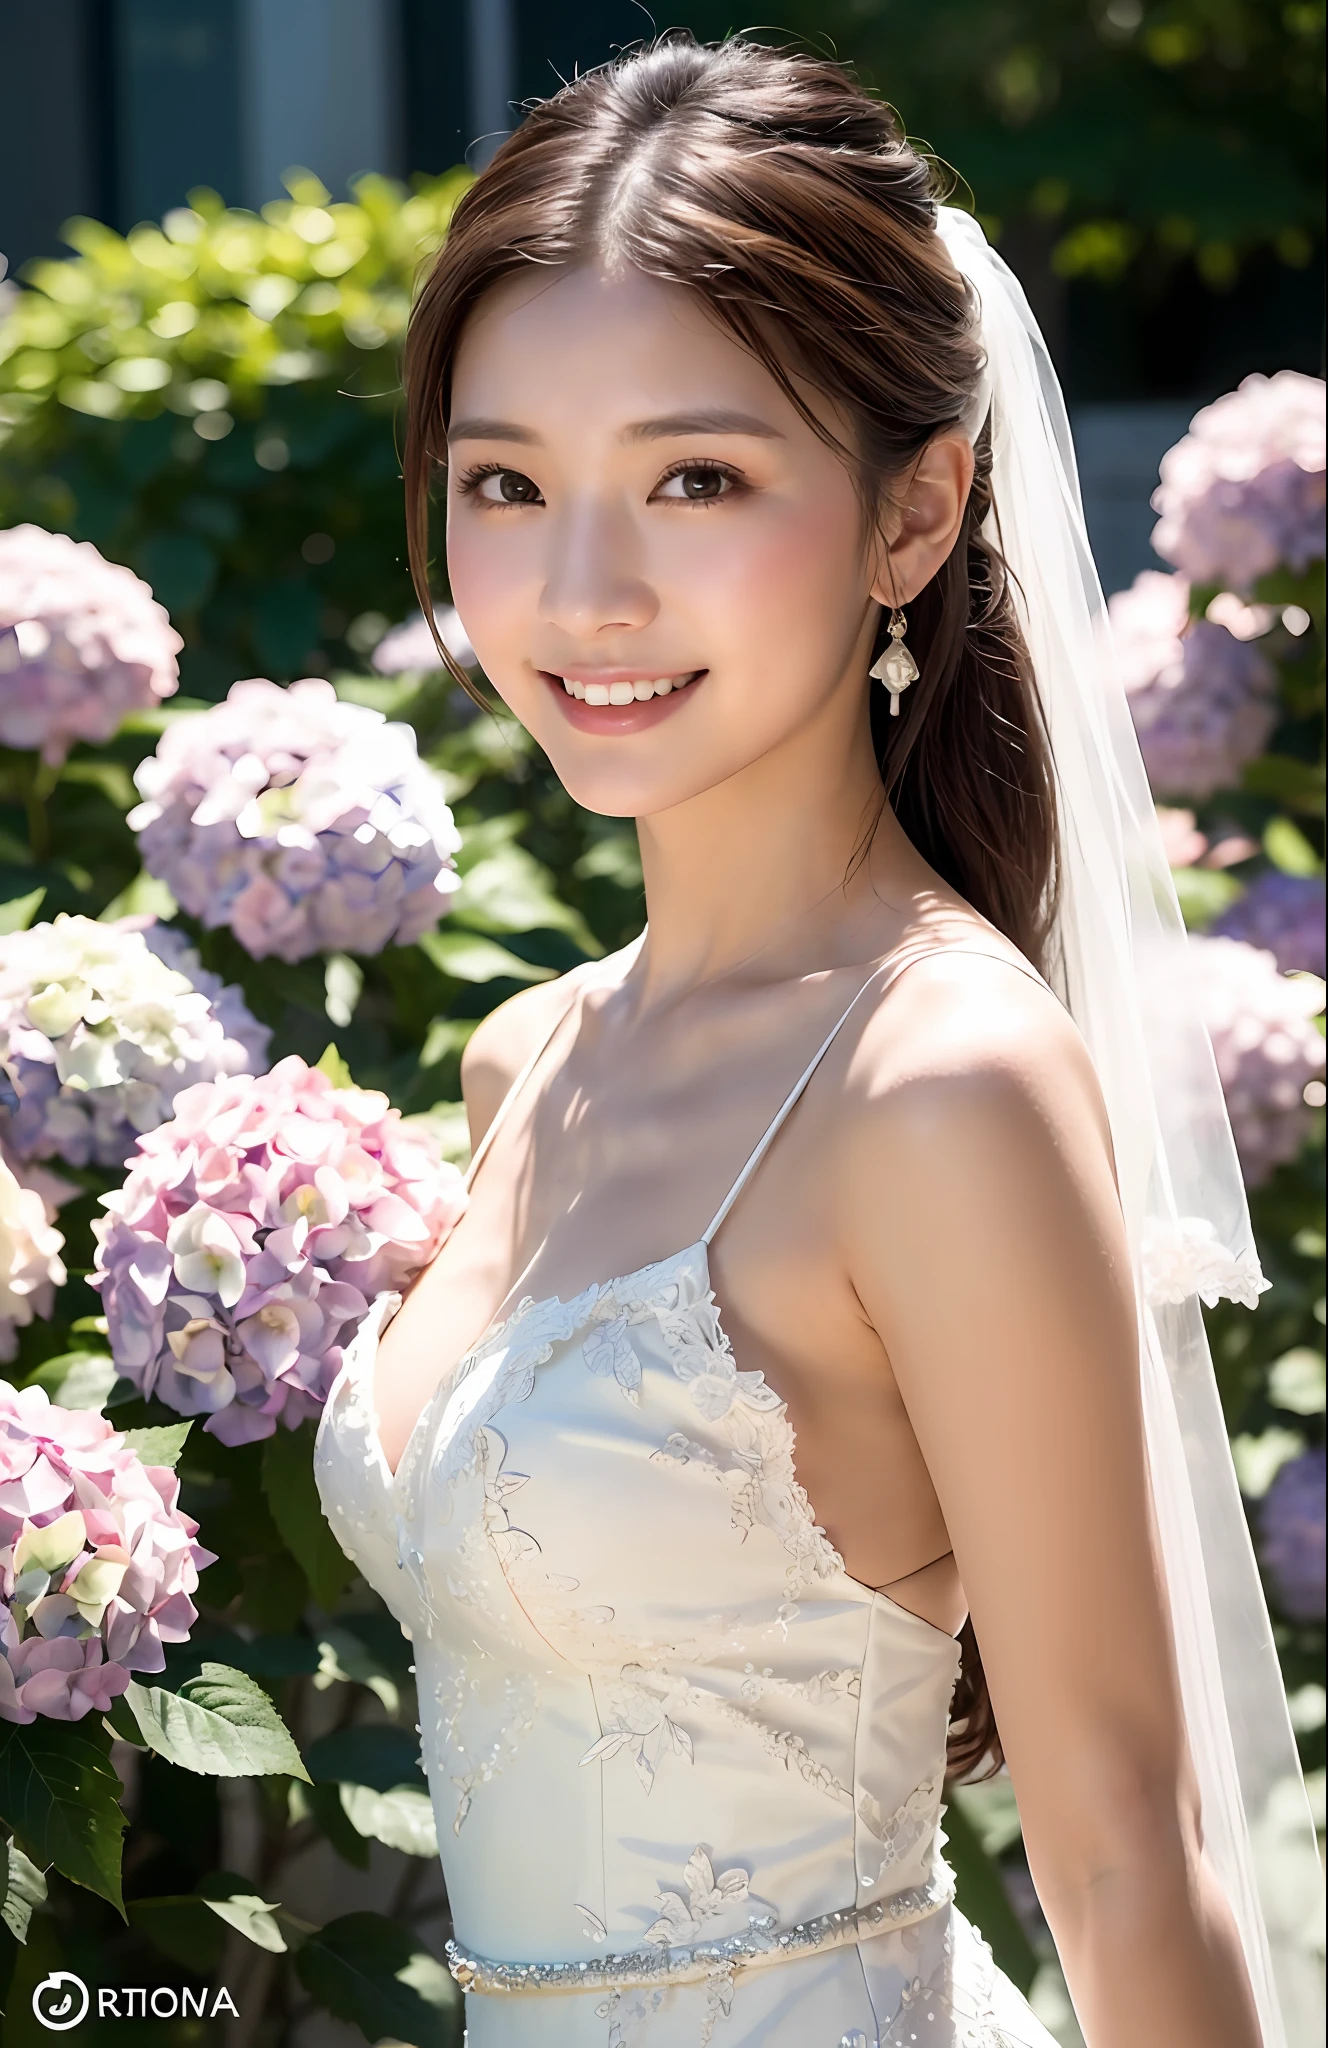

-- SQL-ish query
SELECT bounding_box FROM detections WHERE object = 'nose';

[537,490,658,640]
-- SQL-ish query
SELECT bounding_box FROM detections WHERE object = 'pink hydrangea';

[0,1380,213,1724]
[92,1056,467,1444]
[1110,570,1276,800]
[1187,934,1326,1186]
[128,677,462,962]
[1151,372,1326,591]
[372,606,475,674]
[0,525,181,765]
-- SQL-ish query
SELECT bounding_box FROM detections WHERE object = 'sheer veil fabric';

[934,207,1322,2045]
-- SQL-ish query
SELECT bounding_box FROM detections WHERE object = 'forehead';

[449,262,807,432]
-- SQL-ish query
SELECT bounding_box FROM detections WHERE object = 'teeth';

[653,678,674,696]
[563,671,700,705]
[633,681,655,701]
[572,680,586,698]
[584,683,610,705]
[607,682,635,705]
[562,677,576,695]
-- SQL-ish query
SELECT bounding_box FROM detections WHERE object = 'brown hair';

[403,32,1062,1779]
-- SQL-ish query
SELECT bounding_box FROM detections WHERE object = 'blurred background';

[0,8,1321,2045]
[1,0,1322,595]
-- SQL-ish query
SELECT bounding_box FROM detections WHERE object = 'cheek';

[444,508,536,666]
[680,487,869,687]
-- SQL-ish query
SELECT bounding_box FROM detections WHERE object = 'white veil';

[934,206,1323,2048]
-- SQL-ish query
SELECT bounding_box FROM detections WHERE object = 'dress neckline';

[339,1236,962,1652]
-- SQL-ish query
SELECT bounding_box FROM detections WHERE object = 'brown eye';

[677,467,725,500]
[496,470,540,503]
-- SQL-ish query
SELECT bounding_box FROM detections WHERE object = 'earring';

[869,607,919,717]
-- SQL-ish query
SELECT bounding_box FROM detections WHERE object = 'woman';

[315,36,1313,2047]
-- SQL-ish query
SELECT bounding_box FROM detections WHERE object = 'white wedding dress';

[315,964,1063,2047]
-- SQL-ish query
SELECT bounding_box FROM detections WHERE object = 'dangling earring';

[869,607,919,717]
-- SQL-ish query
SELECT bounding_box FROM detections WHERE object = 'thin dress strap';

[701,943,1050,1244]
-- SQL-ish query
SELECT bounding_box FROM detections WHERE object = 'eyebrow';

[447,408,785,446]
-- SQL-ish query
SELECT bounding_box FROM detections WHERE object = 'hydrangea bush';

[1152,371,1327,591]
[1183,935,1326,1185]
[93,1056,467,1442]
[129,677,462,961]
[1110,569,1276,799]
[0,914,269,1170]
[0,1149,65,1360]
[0,525,180,764]
[1259,1447,1327,1625]
[0,1381,212,1722]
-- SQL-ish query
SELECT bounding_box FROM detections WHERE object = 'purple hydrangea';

[1152,372,1326,591]
[1110,570,1276,801]
[1,1380,213,1723]
[128,677,462,962]
[1258,1447,1326,1623]
[92,1056,468,1444]
[1214,872,1327,978]
[0,524,181,765]
[1187,933,1326,1186]
[372,606,475,674]
[0,915,270,1173]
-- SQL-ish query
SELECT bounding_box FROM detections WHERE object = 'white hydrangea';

[0,915,270,1171]
[0,525,181,764]
[0,1148,66,1360]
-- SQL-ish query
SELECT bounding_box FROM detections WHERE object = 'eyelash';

[452,458,747,505]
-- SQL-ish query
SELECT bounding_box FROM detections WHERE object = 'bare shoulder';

[458,973,579,1143]
[841,944,1115,1189]
[458,947,632,1143]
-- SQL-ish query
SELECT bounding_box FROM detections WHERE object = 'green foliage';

[733,0,1324,284]
[0,1719,125,1912]
[0,170,470,695]
[124,1665,311,1781]
[294,1913,462,2047]
[261,1423,356,1608]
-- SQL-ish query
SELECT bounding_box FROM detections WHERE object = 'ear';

[868,432,975,608]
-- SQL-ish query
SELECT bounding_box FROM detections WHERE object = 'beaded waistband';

[445,1870,952,2000]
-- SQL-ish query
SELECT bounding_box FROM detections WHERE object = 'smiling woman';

[306,30,1314,2048]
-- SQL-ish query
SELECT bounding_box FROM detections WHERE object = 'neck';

[630,683,915,1002]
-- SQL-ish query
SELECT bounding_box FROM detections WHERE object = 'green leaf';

[1268,1347,1326,1416]
[99,871,179,922]
[339,1782,438,1858]
[944,1792,1038,1994]
[119,1420,193,1469]
[1243,754,1326,816]
[450,839,599,953]
[1264,816,1323,878]
[295,1913,462,2047]
[1171,864,1242,929]
[131,1872,308,1971]
[315,1041,357,1089]
[261,1421,356,1608]
[21,1351,117,1411]
[124,1664,310,1781]
[0,1718,125,1912]
[299,1781,371,1869]
[304,1723,423,1793]
[2,1842,47,1943]
[417,929,557,985]
[0,887,46,935]
[314,1626,400,1714]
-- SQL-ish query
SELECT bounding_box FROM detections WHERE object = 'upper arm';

[841,961,1192,1889]
[458,971,583,1153]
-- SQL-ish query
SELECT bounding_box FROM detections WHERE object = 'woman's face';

[445,263,893,819]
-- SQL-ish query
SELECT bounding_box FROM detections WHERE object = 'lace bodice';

[314,951,1062,2047]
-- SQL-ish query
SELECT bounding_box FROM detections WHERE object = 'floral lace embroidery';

[579,1662,853,1803]
[878,1917,1035,2047]
[857,1769,944,1889]
[640,1846,752,2046]
[427,1657,540,1834]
